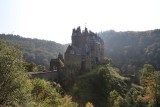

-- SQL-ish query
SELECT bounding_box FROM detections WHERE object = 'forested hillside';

[63,64,160,107]
[0,41,78,106]
[0,34,68,69]
[99,29,160,74]
[1,33,160,107]
[1,29,160,73]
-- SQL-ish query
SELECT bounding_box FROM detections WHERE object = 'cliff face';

[64,27,104,70]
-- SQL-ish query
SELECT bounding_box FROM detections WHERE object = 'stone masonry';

[64,26,104,71]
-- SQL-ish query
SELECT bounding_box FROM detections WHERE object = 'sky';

[0,0,160,44]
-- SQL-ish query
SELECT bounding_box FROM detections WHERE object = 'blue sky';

[0,0,160,44]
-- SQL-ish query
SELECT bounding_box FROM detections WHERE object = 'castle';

[64,26,104,70]
[31,27,104,82]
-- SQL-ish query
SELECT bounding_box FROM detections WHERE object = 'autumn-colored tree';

[140,64,156,106]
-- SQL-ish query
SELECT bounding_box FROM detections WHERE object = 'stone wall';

[28,71,58,81]
[65,52,81,69]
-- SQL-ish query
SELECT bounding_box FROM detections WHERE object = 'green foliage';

[141,64,154,74]
[134,64,160,107]
[140,64,155,87]
[37,65,46,71]
[1,30,160,107]
[155,72,160,106]
[31,78,61,106]
[99,29,160,74]
[32,78,78,107]
[24,61,47,72]
[69,66,131,107]
[0,41,33,106]
[113,96,125,107]
[0,41,77,107]
[108,90,119,107]
[25,62,38,72]
[70,66,110,107]
[66,64,160,107]
[0,34,68,69]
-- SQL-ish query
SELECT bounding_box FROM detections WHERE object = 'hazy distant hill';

[0,34,68,68]
[99,29,160,74]
[1,29,160,72]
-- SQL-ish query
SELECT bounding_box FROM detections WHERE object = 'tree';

[140,64,160,107]
[108,90,119,107]
[37,65,46,71]
[154,72,160,106]
[31,78,78,107]
[0,41,33,106]
[108,90,126,107]
[140,64,155,87]
[0,41,78,106]
[25,62,38,72]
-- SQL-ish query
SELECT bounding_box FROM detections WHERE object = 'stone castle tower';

[64,26,104,70]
